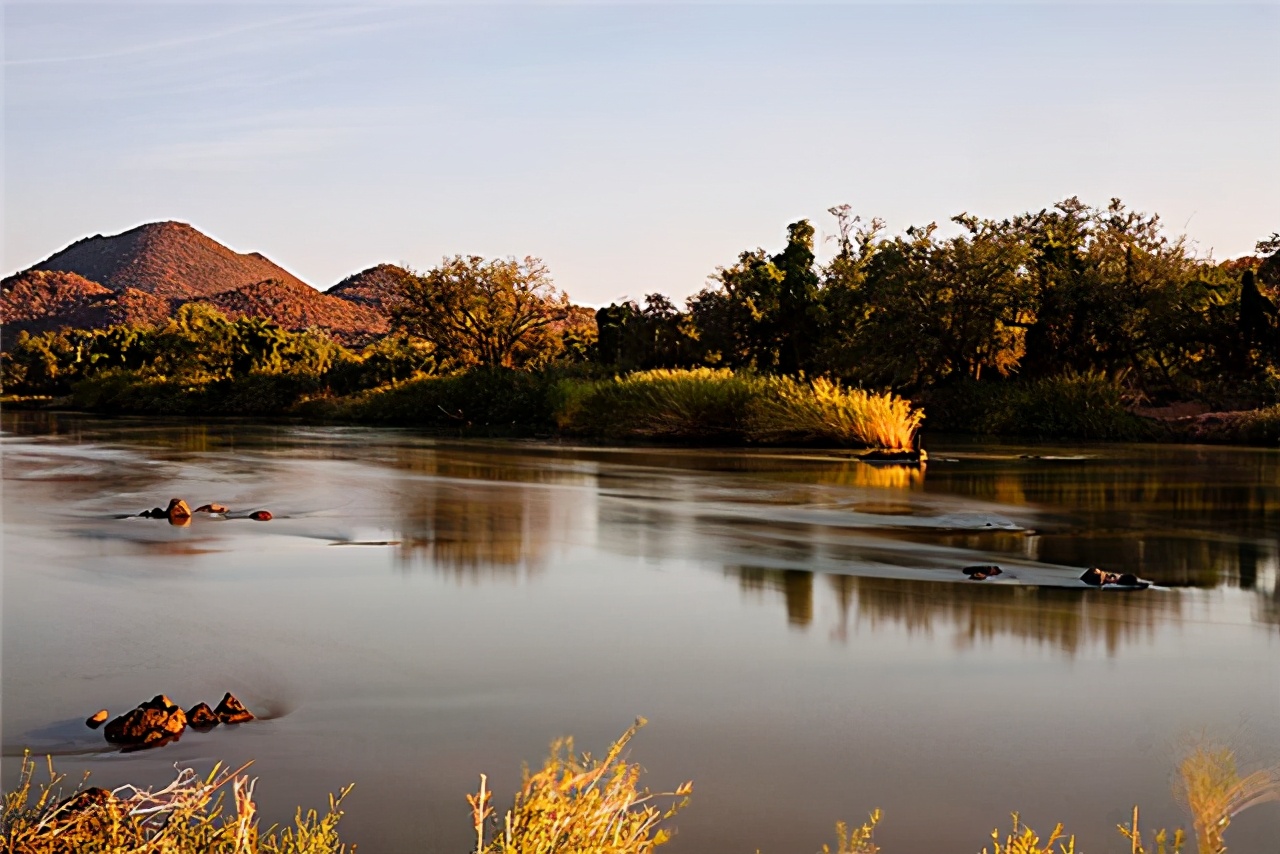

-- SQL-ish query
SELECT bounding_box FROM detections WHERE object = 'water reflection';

[729,567,1194,654]
[391,486,553,579]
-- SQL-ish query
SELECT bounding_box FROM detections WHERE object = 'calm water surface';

[3,413,1278,852]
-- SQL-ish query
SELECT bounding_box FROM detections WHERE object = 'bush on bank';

[924,371,1157,441]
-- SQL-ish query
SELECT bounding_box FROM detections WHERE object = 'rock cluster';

[1080,567,1148,589]
[962,564,1003,581]
[94,692,254,749]
[136,499,272,523]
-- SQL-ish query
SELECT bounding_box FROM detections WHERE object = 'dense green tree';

[691,220,821,373]
[392,255,570,368]
[595,294,695,370]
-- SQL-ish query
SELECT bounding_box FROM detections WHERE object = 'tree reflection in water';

[730,561,1279,654]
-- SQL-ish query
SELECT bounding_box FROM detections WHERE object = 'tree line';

[4,197,1278,417]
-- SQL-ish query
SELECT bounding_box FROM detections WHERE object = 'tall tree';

[695,220,821,373]
[392,255,569,368]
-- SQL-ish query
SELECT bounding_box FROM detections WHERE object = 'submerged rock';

[166,498,192,522]
[139,507,166,518]
[962,565,1003,580]
[186,702,220,727]
[103,695,187,746]
[194,503,229,514]
[85,709,109,729]
[861,449,928,464]
[214,692,254,724]
[1080,567,1148,589]
[248,510,273,521]
[1080,567,1109,586]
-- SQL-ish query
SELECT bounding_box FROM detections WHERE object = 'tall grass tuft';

[555,369,923,449]
[2,752,351,854]
[470,718,691,854]
[982,814,1076,854]
[821,810,881,853]
[1175,742,1280,854]
[747,376,923,449]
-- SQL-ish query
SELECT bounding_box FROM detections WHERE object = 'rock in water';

[85,709,109,729]
[166,498,192,522]
[962,565,1002,580]
[249,510,273,521]
[186,702,220,727]
[103,695,187,746]
[1080,567,1107,586]
[195,503,229,514]
[214,692,254,724]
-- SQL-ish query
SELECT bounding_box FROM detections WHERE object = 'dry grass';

[1175,742,1280,854]
[554,369,924,449]
[982,814,1076,854]
[820,810,881,854]
[747,376,923,449]
[2,752,351,854]
[469,718,691,854]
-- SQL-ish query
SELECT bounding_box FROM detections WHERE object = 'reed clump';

[469,718,691,854]
[2,752,350,854]
[555,369,923,449]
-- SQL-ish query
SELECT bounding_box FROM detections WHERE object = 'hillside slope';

[29,221,311,299]
[205,278,389,344]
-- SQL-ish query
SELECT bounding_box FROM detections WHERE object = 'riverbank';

[4,366,1277,447]
[8,368,926,450]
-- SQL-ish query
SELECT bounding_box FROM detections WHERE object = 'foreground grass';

[6,724,1276,854]
[2,753,350,854]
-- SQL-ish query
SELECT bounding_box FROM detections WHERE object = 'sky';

[4,2,1278,307]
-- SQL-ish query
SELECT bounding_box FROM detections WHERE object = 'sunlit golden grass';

[469,718,691,854]
[747,376,924,450]
[5,731,1276,853]
[1175,741,1280,854]
[1,752,350,854]
[555,369,923,449]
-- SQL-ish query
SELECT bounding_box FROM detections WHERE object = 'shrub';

[333,368,560,433]
[469,719,691,854]
[555,369,922,448]
[926,372,1153,440]
[2,752,350,854]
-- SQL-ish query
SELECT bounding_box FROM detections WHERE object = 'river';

[2,412,1277,852]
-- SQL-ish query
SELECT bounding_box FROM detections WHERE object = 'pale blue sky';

[4,2,1278,306]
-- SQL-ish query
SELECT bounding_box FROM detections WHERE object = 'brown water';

[2,412,1277,852]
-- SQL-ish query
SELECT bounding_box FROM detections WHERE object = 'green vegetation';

[5,200,1279,443]
[554,369,922,448]
[4,727,1276,854]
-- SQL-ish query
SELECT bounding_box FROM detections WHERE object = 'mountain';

[205,278,388,343]
[2,270,112,324]
[3,222,397,347]
[2,270,174,337]
[325,264,411,313]
[28,221,310,299]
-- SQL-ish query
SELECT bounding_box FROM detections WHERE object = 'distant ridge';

[1,270,173,337]
[206,278,388,343]
[2,222,398,347]
[29,221,311,299]
[325,263,412,313]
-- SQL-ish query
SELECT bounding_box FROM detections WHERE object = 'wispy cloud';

[2,7,380,67]
[125,107,388,173]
